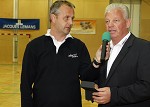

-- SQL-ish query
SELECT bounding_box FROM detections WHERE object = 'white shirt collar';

[45,29,73,40]
[45,29,73,53]
[106,32,131,77]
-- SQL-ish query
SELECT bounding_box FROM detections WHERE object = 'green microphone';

[101,32,111,62]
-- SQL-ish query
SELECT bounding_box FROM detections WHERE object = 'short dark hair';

[50,0,75,15]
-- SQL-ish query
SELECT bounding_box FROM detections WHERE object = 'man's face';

[105,9,130,40]
[54,5,74,35]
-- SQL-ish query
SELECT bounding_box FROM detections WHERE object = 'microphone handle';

[101,40,108,62]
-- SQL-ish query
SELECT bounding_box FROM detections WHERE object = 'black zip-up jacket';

[20,35,98,107]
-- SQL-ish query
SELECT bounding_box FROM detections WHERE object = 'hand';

[105,42,110,60]
[95,43,110,62]
[95,45,102,63]
[92,87,111,104]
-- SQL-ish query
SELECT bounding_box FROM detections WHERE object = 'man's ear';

[126,18,131,28]
[50,14,56,23]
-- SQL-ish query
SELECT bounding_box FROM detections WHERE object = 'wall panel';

[140,0,150,40]
[0,0,110,64]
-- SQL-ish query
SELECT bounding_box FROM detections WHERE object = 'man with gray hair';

[92,3,150,107]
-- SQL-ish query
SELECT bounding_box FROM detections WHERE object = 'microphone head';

[102,32,111,41]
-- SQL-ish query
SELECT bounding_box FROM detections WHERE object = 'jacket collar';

[105,33,136,84]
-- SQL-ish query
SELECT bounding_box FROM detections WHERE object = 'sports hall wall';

[0,0,149,64]
[140,1,150,40]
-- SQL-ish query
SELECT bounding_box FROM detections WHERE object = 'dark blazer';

[98,33,150,107]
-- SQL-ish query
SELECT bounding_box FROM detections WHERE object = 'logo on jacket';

[68,53,78,58]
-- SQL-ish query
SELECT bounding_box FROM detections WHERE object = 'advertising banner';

[0,18,40,30]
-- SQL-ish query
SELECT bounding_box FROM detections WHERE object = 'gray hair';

[105,3,130,19]
[50,0,75,15]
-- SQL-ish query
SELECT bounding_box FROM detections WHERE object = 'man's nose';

[108,21,114,27]
[68,18,73,25]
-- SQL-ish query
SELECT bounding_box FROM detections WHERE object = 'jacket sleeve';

[79,43,99,81]
[20,43,37,107]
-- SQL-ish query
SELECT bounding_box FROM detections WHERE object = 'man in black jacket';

[20,1,106,107]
